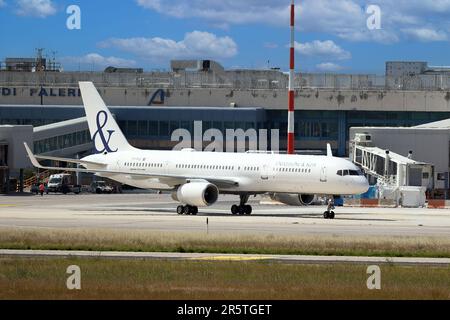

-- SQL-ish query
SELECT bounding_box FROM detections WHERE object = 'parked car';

[90,181,114,194]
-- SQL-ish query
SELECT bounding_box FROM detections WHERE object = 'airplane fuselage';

[25,81,370,217]
[84,149,369,195]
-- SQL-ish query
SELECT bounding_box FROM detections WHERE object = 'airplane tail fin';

[79,81,133,153]
[326,143,333,157]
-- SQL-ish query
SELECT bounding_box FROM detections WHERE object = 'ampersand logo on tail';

[92,111,118,153]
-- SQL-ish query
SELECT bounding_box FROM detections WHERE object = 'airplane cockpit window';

[337,169,364,176]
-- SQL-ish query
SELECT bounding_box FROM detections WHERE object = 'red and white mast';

[287,0,295,154]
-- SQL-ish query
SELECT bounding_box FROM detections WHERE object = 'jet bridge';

[350,133,433,189]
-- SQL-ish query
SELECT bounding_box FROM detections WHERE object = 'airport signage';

[0,87,81,97]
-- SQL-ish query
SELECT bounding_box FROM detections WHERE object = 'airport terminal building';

[2,59,450,193]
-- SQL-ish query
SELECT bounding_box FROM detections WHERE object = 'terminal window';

[0,145,7,166]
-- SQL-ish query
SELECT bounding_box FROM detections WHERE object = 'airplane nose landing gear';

[323,198,335,219]
[323,210,335,219]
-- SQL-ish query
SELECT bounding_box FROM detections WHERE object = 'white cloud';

[402,28,448,42]
[0,0,6,8]
[136,0,450,44]
[99,31,238,60]
[15,0,56,17]
[62,53,137,70]
[136,0,286,25]
[294,40,351,60]
[316,62,344,72]
[264,42,278,49]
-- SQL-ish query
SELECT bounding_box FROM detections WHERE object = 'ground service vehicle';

[90,181,114,194]
[46,174,81,194]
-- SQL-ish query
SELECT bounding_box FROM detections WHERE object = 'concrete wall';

[349,127,450,188]
[2,86,450,111]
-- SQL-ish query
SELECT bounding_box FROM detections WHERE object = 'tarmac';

[1,193,450,237]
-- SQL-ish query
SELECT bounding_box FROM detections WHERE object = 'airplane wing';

[24,143,239,188]
[32,154,107,167]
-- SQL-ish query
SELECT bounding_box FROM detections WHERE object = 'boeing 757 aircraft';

[24,82,369,219]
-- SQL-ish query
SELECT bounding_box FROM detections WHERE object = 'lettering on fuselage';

[275,161,317,168]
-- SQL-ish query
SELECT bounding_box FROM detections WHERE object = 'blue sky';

[1,0,450,74]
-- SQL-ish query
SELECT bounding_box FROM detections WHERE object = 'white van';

[46,174,81,194]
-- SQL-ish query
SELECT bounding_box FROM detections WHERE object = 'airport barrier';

[263,196,450,209]
[344,199,396,207]
[427,199,447,209]
[349,198,450,209]
[360,199,379,207]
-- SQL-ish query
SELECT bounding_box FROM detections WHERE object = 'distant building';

[423,66,450,75]
[386,61,450,77]
[104,66,143,73]
[5,57,46,72]
[171,59,225,73]
[386,61,450,90]
[385,61,428,77]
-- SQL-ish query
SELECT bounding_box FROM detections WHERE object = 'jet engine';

[270,193,316,206]
[171,182,219,207]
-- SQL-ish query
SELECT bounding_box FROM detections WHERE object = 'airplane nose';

[359,177,370,194]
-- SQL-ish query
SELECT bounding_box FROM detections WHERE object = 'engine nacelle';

[171,182,219,207]
[270,193,316,206]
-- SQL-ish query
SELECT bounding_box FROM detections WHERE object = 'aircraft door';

[260,164,270,180]
[320,166,327,182]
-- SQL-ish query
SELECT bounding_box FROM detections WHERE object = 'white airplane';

[24,81,369,219]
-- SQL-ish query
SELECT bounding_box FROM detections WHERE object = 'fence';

[1,70,450,91]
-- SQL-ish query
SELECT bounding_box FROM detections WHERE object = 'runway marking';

[0,204,16,207]
[191,255,271,261]
[1,250,449,266]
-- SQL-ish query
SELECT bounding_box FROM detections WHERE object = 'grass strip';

[0,227,450,258]
[0,257,449,299]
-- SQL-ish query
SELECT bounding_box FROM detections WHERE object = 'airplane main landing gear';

[231,194,252,215]
[177,205,198,215]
